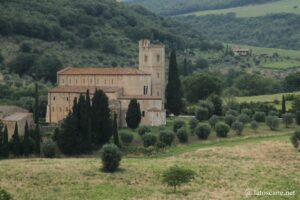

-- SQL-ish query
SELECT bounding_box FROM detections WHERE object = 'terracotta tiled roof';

[49,86,123,93]
[119,95,162,100]
[3,113,32,122]
[58,67,151,75]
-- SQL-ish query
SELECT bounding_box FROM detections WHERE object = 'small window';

[157,54,160,62]
[62,79,64,84]
[142,111,145,117]
[157,91,159,96]
[157,73,159,78]
[53,96,56,101]
[156,113,158,117]
[144,55,148,62]
[90,79,92,84]
[75,79,77,84]
[67,97,69,101]
[112,79,114,84]
[83,79,85,84]
[97,79,99,84]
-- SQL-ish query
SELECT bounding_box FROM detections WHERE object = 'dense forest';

[128,0,279,16]
[177,13,300,50]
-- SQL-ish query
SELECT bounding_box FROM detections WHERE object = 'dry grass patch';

[0,140,299,200]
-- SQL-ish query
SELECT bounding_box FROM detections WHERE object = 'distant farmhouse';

[46,39,166,127]
[0,106,34,138]
[232,47,251,56]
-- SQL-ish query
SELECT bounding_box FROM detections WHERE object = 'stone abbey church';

[46,39,166,127]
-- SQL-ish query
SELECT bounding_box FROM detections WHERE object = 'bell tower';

[138,39,165,102]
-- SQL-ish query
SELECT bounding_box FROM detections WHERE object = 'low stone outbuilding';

[0,106,34,139]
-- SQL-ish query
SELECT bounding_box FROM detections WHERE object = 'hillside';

[128,0,280,16]
[177,13,300,50]
[188,0,300,17]
[0,0,210,69]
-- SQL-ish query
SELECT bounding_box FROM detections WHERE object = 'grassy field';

[262,61,300,69]
[236,91,300,110]
[236,92,300,103]
[0,130,298,200]
[188,0,300,18]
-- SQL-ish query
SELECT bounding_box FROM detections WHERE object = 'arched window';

[157,54,160,62]
[142,111,145,117]
[144,55,148,62]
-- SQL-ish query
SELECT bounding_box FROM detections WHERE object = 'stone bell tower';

[138,39,165,103]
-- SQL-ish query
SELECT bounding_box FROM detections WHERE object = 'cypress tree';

[34,123,41,155]
[0,122,3,156]
[57,112,80,155]
[112,113,120,147]
[2,126,9,158]
[85,90,92,146]
[126,99,141,129]
[91,90,112,145]
[12,123,20,156]
[166,49,184,116]
[183,57,188,76]
[23,121,30,157]
[34,81,41,155]
[282,95,286,114]
[34,82,39,124]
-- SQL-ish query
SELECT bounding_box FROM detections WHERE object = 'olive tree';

[162,165,196,193]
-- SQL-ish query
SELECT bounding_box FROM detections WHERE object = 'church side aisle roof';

[49,86,123,93]
[58,67,151,76]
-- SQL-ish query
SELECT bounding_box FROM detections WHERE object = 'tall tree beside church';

[2,126,9,158]
[12,123,20,156]
[112,113,120,147]
[0,122,3,157]
[282,95,286,114]
[34,82,41,155]
[23,121,30,157]
[126,99,141,129]
[91,90,112,145]
[183,57,188,76]
[166,50,184,116]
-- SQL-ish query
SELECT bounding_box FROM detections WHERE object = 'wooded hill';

[0,0,217,69]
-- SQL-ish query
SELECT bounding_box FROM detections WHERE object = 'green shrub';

[198,100,215,117]
[226,109,239,116]
[162,165,196,193]
[195,107,209,121]
[173,119,185,133]
[176,128,188,143]
[282,113,294,128]
[189,118,199,131]
[291,130,300,150]
[101,144,122,172]
[250,121,259,132]
[194,123,211,140]
[225,114,236,127]
[266,116,280,130]
[231,121,244,135]
[138,126,151,136]
[208,115,219,128]
[215,122,230,138]
[119,132,133,144]
[254,112,266,122]
[159,131,175,146]
[41,140,57,158]
[0,188,12,200]
[268,111,278,117]
[241,108,253,117]
[237,113,250,124]
[142,134,157,148]
[296,111,300,125]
